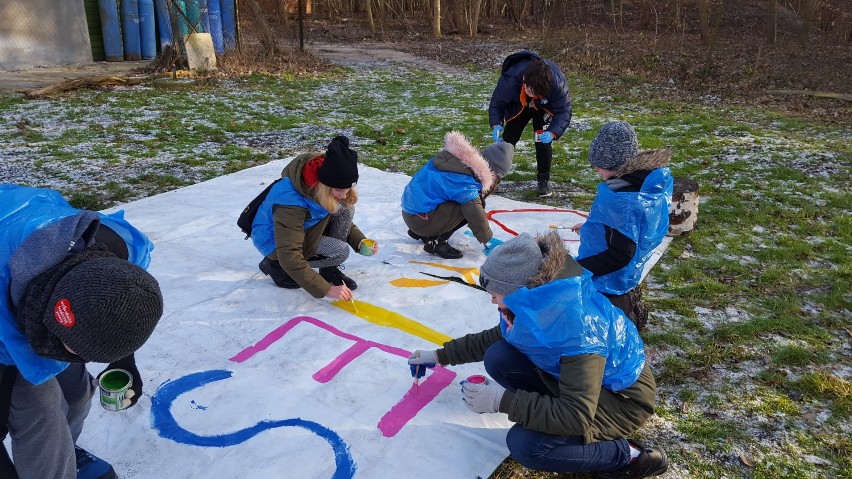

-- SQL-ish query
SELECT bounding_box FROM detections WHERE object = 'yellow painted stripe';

[389,278,449,288]
[408,260,480,284]
[332,299,452,346]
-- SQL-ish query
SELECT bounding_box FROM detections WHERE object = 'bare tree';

[697,0,727,76]
[799,0,821,48]
[766,0,777,44]
[434,0,442,37]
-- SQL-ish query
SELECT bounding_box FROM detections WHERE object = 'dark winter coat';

[401,132,498,243]
[488,50,572,139]
[436,232,656,443]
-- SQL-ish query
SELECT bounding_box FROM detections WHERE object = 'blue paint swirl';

[151,369,356,479]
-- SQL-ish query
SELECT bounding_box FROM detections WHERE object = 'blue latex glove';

[491,125,504,143]
[408,350,438,378]
[538,131,554,144]
[460,377,505,414]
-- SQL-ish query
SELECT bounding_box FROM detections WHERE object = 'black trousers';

[500,106,552,181]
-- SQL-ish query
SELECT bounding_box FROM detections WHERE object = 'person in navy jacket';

[489,50,572,197]
[0,184,163,479]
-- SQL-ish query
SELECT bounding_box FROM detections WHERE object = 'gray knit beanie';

[20,253,163,363]
[588,121,638,171]
[479,233,544,296]
[480,142,514,179]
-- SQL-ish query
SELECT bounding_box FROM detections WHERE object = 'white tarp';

[14,161,669,479]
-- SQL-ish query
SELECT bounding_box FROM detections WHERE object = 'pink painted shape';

[229,315,457,437]
[377,366,456,438]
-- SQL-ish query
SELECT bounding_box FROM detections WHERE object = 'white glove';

[461,378,505,414]
[407,350,438,367]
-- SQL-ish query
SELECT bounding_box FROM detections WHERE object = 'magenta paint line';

[230,316,366,363]
[313,341,374,383]
[229,316,457,437]
[377,366,457,438]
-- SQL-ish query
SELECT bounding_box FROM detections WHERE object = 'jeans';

[500,106,552,181]
[483,340,631,473]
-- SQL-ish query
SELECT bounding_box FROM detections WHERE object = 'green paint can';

[99,368,132,411]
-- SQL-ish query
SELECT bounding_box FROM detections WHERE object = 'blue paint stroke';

[465,231,504,255]
[151,369,356,479]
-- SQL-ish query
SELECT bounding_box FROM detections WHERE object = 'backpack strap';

[0,365,20,478]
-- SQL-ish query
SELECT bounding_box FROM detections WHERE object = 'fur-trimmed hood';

[433,131,496,193]
[615,148,672,178]
[527,231,583,288]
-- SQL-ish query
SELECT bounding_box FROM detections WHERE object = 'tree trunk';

[366,0,376,33]
[469,0,482,38]
[248,0,279,56]
[433,0,442,37]
[799,0,821,48]
[766,0,777,44]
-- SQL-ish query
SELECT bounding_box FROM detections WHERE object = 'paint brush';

[349,298,358,314]
[548,224,571,229]
[413,365,421,391]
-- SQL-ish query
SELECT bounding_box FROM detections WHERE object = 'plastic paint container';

[466,374,488,385]
[99,369,132,411]
[359,239,377,256]
[534,130,545,142]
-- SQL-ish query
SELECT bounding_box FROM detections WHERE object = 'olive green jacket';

[270,152,366,298]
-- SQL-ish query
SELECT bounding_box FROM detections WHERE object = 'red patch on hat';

[54,299,76,327]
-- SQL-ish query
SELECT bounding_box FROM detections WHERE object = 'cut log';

[668,177,699,236]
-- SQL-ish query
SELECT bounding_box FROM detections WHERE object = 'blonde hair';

[313,183,358,213]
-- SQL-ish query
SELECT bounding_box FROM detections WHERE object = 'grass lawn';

[0,53,849,479]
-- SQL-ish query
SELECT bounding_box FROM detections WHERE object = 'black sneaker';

[537,180,553,197]
[596,441,668,478]
[424,239,463,259]
[319,265,357,290]
[407,229,425,242]
[75,446,117,479]
[259,257,300,289]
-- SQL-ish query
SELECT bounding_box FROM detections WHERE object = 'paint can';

[99,368,133,411]
[359,239,377,256]
[534,130,545,142]
[466,374,488,385]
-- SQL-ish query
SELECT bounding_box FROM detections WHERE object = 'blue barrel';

[138,0,156,59]
[186,0,201,33]
[220,0,236,51]
[119,0,142,60]
[207,0,224,54]
[153,0,172,48]
[199,0,211,34]
[98,0,124,61]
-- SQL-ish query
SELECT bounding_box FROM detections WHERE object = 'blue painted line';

[151,369,356,479]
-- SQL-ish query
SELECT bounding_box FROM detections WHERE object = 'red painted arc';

[487,208,588,240]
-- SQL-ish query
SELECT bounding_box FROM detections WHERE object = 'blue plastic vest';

[577,168,673,295]
[251,178,330,257]
[0,185,154,384]
[401,159,482,215]
[501,271,646,392]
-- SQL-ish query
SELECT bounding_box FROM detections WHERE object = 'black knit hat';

[18,249,163,363]
[318,136,359,189]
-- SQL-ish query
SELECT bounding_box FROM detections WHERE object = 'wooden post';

[668,177,699,236]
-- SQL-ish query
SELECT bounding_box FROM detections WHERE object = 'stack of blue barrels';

[92,0,237,62]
